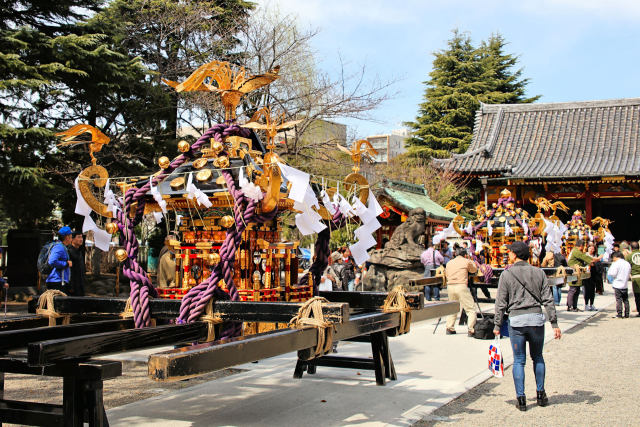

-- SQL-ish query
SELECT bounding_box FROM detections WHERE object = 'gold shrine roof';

[436,97,640,179]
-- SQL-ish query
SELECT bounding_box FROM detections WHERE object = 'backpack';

[37,242,59,275]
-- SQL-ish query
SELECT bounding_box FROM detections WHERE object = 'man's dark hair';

[631,241,639,250]
[455,248,467,257]
[71,231,83,238]
[575,239,585,247]
[612,251,623,259]
[442,241,448,246]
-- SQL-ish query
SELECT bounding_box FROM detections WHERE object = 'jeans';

[423,264,434,278]
[424,285,440,301]
[508,324,546,397]
[347,279,355,292]
[552,285,562,305]
[614,288,630,317]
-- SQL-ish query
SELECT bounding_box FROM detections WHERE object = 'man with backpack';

[493,241,561,412]
[43,226,73,291]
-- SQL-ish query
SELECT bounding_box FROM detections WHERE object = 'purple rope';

[114,124,250,329]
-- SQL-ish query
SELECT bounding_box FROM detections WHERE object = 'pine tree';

[405,30,539,158]
[0,0,110,227]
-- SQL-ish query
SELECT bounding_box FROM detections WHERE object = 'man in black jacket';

[493,241,561,412]
[67,231,86,296]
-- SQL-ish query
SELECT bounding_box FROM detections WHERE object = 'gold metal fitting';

[178,140,190,153]
[213,156,229,168]
[207,252,221,266]
[105,222,119,235]
[196,169,212,182]
[115,248,128,262]
[158,156,170,169]
[170,176,185,190]
[219,215,234,228]
[192,158,208,169]
[211,140,224,154]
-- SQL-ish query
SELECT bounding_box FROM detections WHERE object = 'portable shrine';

[443,189,537,267]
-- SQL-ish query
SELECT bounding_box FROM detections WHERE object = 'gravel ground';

[415,304,640,427]
[2,361,243,427]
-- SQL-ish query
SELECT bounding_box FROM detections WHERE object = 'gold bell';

[177,140,190,153]
[207,252,221,266]
[219,215,234,228]
[158,156,170,169]
[115,248,128,262]
[105,222,119,234]
[214,156,229,168]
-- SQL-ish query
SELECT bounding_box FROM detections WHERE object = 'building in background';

[373,180,455,248]
[437,98,640,240]
[366,129,408,163]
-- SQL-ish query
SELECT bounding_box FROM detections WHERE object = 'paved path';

[107,289,619,426]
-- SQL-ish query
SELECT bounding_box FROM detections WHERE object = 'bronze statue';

[364,208,427,291]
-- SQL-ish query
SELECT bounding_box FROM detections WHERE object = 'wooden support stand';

[0,356,121,427]
[293,330,397,386]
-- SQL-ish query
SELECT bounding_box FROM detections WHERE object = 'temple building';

[373,180,455,248]
[436,97,640,240]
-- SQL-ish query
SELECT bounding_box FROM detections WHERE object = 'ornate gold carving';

[56,124,110,165]
[78,165,113,218]
[163,61,280,121]
[337,140,378,173]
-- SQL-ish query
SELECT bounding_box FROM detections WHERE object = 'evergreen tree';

[0,0,110,227]
[405,30,539,158]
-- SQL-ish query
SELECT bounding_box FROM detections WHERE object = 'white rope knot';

[289,297,334,359]
[119,297,135,319]
[200,299,223,342]
[36,289,70,326]
[383,285,412,335]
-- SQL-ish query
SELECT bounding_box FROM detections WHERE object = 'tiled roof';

[437,98,640,179]
[373,180,455,222]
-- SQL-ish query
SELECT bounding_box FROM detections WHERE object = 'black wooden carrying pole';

[27,297,349,324]
[148,301,459,382]
[319,291,424,309]
[27,322,210,366]
[0,319,134,352]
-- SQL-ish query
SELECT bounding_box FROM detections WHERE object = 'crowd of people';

[320,247,362,292]
[419,236,639,411]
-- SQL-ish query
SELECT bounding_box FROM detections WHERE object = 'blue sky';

[255,0,640,139]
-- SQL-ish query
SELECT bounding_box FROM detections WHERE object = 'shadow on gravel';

[505,389,602,407]
[417,382,501,426]
[560,310,609,335]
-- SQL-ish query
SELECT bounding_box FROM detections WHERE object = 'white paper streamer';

[186,173,213,208]
[74,177,112,251]
[239,168,263,201]
[149,176,167,213]
[277,162,309,203]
